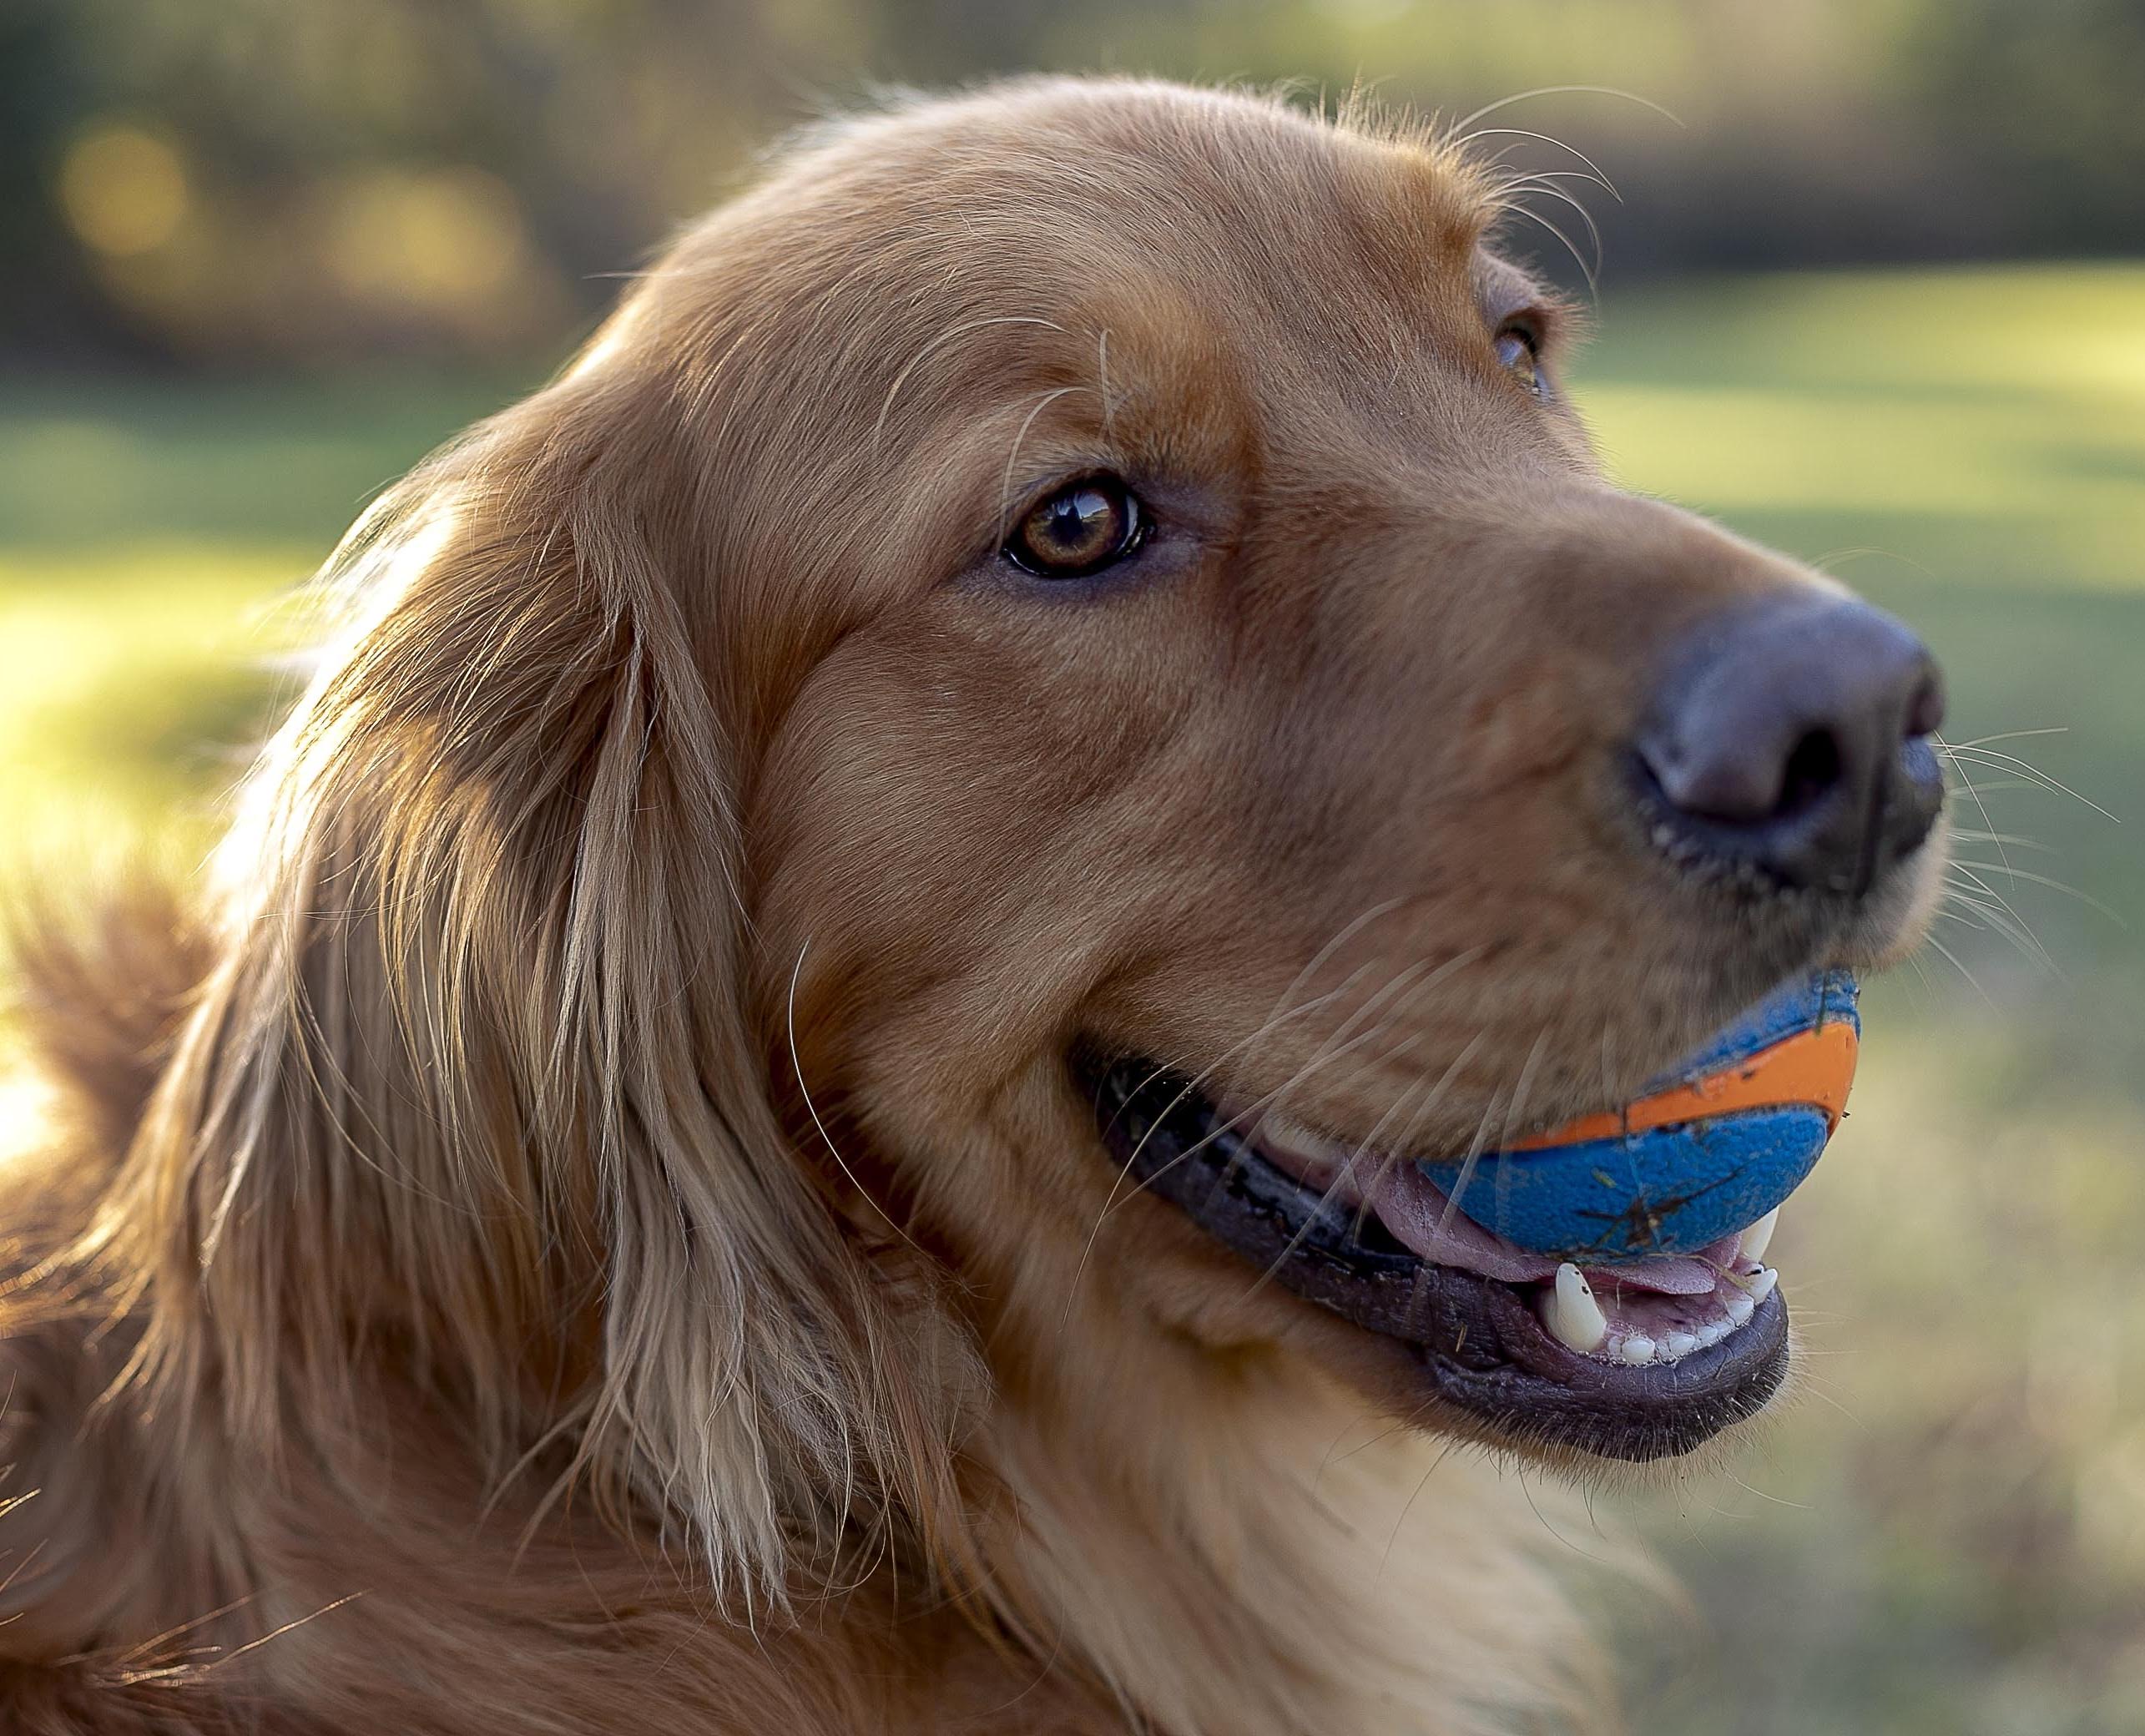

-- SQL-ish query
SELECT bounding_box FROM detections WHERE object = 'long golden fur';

[0,79,1942,1733]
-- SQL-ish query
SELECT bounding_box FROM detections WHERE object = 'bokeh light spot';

[59,125,191,258]
[326,167,530,319]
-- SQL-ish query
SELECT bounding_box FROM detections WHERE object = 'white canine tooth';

[1259,1114,1340,1164]
[1618,1335,1658,1365]
[1545,1263,1608,1354]
[1746,1267,1779,1305]
[1664,1331,1699,1360]
[1739,1209,1779,1265]
[1725,1292,1756,1327]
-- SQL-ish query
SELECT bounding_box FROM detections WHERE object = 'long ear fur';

[89,364,977,1607]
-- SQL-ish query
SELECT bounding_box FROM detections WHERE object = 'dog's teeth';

[1258,1113,1340,1163]
[1739,1209,1780,1264]
[1541,1259,1769,1365]
[1545,1263,1608,1353]
[1739,1212,1779,1266]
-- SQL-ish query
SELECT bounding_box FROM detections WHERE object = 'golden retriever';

[0,79,1948,1734]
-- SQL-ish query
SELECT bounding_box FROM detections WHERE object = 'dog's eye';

[1495,322,1547,400]
[1005,477,1147,578]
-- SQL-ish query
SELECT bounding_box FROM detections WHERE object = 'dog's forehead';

[790,98,1498,426]
[924,90,1494,339]
[723,87,1499,362]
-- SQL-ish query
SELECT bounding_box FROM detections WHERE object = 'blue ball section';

[1648,967,1859,1088]
[1416,970,1860,1261]
[1418,1105,1833,1260]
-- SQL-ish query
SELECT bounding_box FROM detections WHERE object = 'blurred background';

[3,2,2142,1729]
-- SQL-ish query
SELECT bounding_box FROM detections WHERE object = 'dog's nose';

[1634,594,1946,894]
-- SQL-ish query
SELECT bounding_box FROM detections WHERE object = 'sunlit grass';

[1,543,308,866]
[1579,265,2145,595]
[2,265,2142,1732]
[0,371,522,872]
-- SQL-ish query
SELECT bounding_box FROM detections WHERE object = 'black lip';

[1077,1049,1789,1463]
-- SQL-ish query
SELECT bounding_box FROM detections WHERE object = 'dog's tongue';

[1363,1159,1722,1294]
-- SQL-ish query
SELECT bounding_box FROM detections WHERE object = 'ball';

[1416,969,1860,1261]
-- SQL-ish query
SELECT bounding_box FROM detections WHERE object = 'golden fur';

[0,80,1938,1733]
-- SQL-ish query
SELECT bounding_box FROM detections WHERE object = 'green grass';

[4,267,2144,1731]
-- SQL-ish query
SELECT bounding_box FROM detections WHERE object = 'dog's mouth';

[1075,1051,1790,1462]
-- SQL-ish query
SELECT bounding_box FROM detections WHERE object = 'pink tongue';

[1363,1161,1724,1294]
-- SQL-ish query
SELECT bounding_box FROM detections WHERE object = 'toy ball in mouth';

[1416,970,1860,1261]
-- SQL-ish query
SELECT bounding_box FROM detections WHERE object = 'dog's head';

[162,80,1946,1597]
[703,82,1945,1455]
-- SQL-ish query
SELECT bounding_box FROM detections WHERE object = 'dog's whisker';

[1447,83,1684,139]
[1952,859,2122,924]
[1931,727,2017,892]
[1951,725,2070,750]
[1454,126,1622,199]
[1345,1031,1487,1249]
[1061,971,1371,1330]
[1231,946,1493,1223]
[997,386,1090,542]
[1245,1055,1435,1300]
[1430,1084,1510,1243]
[1941,897,2058,977]
[1496,179,1607,280]
[1231,899,1413,1096]
[1098,964,1452,1229]
[1377,1436,1461,1585]
[1941,870,2054,968]
[1465,1027,1556,1247]
[1093,326,1115,438]
[1093,968,1373,1156]
[1430,1023,1553,1244]
[1921,931,1999,1009]
[1201,955,1454,1199]
[786,941,924,1253]
[1946,829,2051,853]
[1494,201,1599,300]
[1935,743,2117,822]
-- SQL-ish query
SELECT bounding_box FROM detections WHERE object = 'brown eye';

[1006,477,1146,578]
[1496,323,1547,400]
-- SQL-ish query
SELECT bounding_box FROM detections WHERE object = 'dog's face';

[603,84,1947,1464]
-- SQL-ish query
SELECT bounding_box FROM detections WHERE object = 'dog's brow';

[872,314,1074,454]
[1474,255,1546,319]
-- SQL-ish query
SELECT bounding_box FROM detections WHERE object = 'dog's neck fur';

[941,1098,1613,1734]
[0,896,1609,1735]
[972,1325,1614,1734]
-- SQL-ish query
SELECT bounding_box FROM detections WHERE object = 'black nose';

[1634,595,1946,895]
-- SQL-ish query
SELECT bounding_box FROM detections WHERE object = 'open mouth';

[1074,1052,1793,1462]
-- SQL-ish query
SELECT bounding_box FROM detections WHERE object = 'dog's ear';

[112,359,978,1605]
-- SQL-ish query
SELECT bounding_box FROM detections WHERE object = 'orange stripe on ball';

[1511,1018,1860,1150]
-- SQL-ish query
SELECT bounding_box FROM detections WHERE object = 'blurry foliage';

[4,0,2144,364]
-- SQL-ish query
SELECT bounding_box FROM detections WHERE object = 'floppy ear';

[106,361,979,1604]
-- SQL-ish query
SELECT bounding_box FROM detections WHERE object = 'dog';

[0,79,1948,1733]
